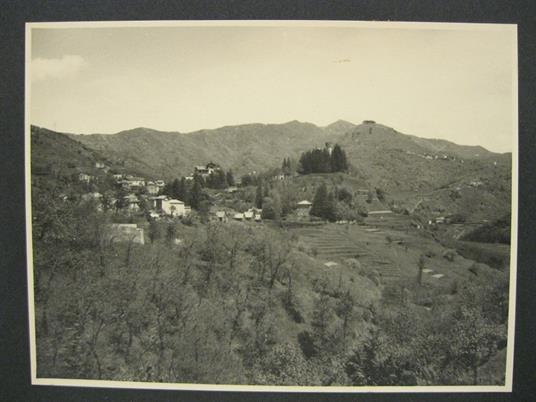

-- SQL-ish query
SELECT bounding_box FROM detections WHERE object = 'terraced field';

[364,213,414,231]
[296,225,368,260]
[293,224,403,280]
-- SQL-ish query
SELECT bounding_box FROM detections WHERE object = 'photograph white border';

[25,19,518,393]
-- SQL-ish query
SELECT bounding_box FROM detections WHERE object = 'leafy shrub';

[298,331,317,359]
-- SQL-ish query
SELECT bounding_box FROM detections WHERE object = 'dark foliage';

[298,144,348,174]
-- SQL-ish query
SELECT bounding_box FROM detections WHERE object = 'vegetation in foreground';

[33,182,508,386]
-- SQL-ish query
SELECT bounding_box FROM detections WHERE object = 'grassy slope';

[339,123,511,223]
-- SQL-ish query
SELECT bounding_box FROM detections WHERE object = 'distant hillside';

[67,121,334,180]
[31,126,108,177]
[337,122,511,222]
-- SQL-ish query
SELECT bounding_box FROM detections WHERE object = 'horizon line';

[30,120,511,155]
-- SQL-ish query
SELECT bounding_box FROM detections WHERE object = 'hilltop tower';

[362,120,376,135]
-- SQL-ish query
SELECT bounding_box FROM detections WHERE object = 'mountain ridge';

[31,120,512,224]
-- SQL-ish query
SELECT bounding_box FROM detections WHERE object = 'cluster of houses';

[233,208,262,222]
[405,150,452,161]
[211,207,262,223]
[113,174,166,194]
[76,162,198,220]
[78,161,113,183]
[147,195,191,219]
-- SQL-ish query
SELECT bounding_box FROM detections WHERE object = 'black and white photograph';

[25,20,518,392]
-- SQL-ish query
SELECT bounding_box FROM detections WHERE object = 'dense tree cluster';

[281,157,293,176]
[298,144,348,175]
[240,173,260,187]
[163,169,235,207]
[310,183,366,222]
[311,184,337,221]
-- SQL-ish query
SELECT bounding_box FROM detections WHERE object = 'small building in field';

[244,210,254,220]
[155,180,165,189]
[355,189,370,197]
[226,186,238,193]
[296,200,312,218]
[162,198,188,217]
[233,213,244,221]
[435,216,446,224]
[216,211,227,222]
[254,213,262,222]
[107,224,145,245]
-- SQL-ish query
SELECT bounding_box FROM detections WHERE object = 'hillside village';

[30,121,512,386]
[69,143,404,247]
[70,142,504,249]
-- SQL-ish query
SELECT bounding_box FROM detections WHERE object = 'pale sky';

[29,22,517,152]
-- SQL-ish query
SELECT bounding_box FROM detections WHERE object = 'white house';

[162,198,187,217]
[233,213,244,221]
[296,200,312,218]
